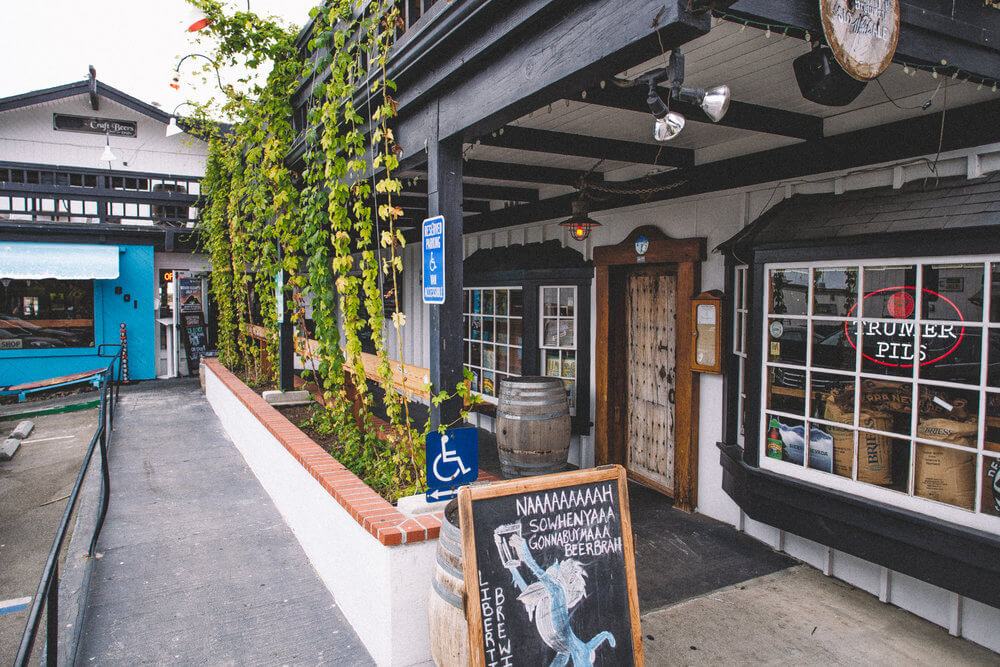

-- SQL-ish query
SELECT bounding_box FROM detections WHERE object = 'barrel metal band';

[496,410,566,421]
[432,574,465,611]
[436,553,465,580]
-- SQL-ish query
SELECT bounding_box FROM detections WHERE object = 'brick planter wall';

[202,359,492,666]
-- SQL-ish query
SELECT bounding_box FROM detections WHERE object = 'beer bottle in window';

[766,418,784,460]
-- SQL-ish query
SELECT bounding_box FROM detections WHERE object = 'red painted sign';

[845,287,965,367]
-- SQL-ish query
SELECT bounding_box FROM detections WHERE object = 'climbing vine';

[188,0,476,501]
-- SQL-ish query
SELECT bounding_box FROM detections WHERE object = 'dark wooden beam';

[727,0,1000,81]
[398,193,491,214]
[403,179,539,202]
[427,129,465,429]
[467,97,1000,233]
[582,83,823,140]
[477,125,694,167]
[464,160,597,186]
[393,0,711,161]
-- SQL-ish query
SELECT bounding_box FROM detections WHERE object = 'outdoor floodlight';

[166,117,184,137]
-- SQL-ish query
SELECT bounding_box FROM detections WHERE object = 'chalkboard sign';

[181,311,208,371]
[459,466,643,667]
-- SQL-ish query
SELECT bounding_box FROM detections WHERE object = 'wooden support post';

[428,120,464,430]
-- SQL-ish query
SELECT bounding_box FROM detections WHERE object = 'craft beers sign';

[820,0,900,80]
[845,287,965,367]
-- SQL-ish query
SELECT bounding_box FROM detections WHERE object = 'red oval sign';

[845,286,965,368]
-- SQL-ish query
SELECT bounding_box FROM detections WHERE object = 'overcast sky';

[3,0,318,113]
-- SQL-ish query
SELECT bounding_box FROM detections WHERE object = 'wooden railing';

[247,324,430,401]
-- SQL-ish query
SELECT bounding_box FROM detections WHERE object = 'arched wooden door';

[593,226,705,510]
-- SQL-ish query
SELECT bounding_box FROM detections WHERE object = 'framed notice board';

[458,465,643,666]
[181,311,208,370]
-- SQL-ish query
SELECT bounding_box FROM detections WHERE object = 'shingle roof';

[718,172,1000,256]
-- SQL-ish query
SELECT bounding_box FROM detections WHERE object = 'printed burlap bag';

[915,415,977,510]
[823,391,893,485]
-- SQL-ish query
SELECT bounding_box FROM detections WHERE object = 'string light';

[711,10,1000,93]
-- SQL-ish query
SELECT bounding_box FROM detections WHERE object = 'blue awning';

[0,242,120,280]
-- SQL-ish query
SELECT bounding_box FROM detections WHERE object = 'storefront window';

[761,258,1000,524]
[540,286,577,412]
[464,287,523,401]
[0,279,94,349]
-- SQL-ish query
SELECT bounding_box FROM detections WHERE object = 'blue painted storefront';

[0,244,155,386]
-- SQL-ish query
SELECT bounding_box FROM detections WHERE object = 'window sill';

[718,441,1000,609]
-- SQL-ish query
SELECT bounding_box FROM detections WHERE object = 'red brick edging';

[204,359,495,546]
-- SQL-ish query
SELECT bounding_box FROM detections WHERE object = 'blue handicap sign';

[422,215,445,304]
[426,426,478,502]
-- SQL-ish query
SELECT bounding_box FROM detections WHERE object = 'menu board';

[459,466,643,667]
[181,311,208,370]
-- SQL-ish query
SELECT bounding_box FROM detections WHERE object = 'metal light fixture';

[559,197,601,241]
[100,133,118,163]
[165,102,194,137]
[647,82,686,141]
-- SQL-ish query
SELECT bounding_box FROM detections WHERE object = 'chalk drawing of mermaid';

[494,523,616,666]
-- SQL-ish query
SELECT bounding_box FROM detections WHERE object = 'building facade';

[0,71,211,386]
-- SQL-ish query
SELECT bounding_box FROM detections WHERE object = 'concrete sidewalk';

[76,378,373,665]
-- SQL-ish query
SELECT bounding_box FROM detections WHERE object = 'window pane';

[471,342,482,368]
[472,290,482,314]
[922,264,983,322]
[559,287,574,315]
[482,290,494,315]
[915,443,975,510]
[767,318,807,365]
[495,319,508,345]
[482,370,496,397]
[812,372,856,423]
[767,367,805,415]
[543,287,558,316]
[989,331,1000,388]
[918,324,981,385]
[813,320,856,371]
[0,279,95,349]
[496,346,508,374]
[987,393,1000,453]
[464,290,470,314]
[563,351,575,379]
[862,266,916,319]
[542,318,559,347]
[860,379,912,436]
[813,267,858,317]
[510,347,522,375]
[982,456,1000,517]
[482,317,494,343]
[992,264,1000,323]
[510,318,523,347]
[916,385,979,447]
[765,415,805,465]
[769,268,808,315]
[543,349,561,377]
[510,290,523,317]
[470,316,482,340]
[811,423,852,478]
[860,319,916,377]
[495,290,508,316]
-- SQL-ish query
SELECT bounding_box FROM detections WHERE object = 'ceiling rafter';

[475,125,694,167]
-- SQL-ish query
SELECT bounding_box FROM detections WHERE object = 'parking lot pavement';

[0,408,98,659]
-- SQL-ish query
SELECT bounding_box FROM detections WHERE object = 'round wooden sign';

[819,0,900,81]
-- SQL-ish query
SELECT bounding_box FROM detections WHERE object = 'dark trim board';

[0,221,200,253]
[719,442,1000,610]
[477,125,694,167]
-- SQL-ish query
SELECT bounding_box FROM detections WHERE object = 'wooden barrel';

[428,500,468,667]
[495,376,571,479]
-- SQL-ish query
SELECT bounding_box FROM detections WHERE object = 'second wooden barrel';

[496,376,571,478]
[428,500,468,667]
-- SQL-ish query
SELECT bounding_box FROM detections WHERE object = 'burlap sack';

[915,417,977,510]
[824,396,893,485]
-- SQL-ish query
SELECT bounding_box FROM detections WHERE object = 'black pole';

[45,569,57,667]
[427,109,464,430]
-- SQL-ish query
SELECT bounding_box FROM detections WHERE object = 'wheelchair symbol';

[432,434,472,482]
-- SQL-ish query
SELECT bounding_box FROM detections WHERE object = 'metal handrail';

[13,347,122,667]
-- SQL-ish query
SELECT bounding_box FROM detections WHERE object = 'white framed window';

[463,287,523,403]
[733,265,749,446]
[539,285,578,413]
[759,256,1000,532]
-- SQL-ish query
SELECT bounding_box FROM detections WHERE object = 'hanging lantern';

[559,198,601,241]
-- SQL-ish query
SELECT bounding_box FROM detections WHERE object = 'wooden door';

[625,270,676,495]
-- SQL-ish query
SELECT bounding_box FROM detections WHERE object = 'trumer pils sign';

[845,287,965,367]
